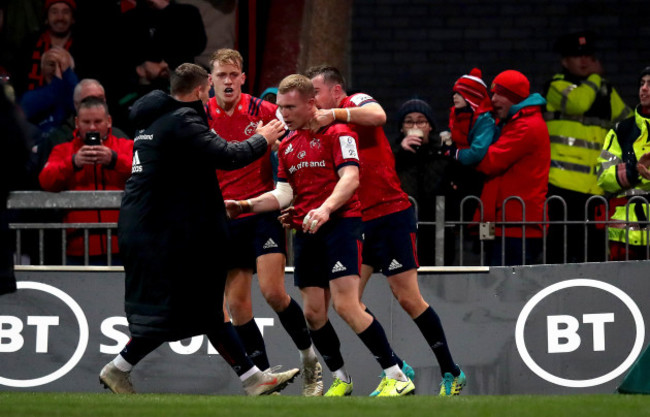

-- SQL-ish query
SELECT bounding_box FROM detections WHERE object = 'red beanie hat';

[45,0,77,11]
[491,70,530,104]
[453,68,492,112]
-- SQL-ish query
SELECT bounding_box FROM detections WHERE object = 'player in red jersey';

[226,74,415,397]
[206,49,323,396]
[306,65,467,396]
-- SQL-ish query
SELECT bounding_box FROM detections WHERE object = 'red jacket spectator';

[39,103,132,257]
[476,77,550,239]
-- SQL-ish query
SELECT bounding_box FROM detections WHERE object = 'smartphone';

[85,132,101,146]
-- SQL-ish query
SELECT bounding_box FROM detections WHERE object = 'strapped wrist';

[333,108,348,122]
[239,199,252,214]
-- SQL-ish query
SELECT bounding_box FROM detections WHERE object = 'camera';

[84,132,101,146]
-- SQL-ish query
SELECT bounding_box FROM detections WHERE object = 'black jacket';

[119,90,267,339]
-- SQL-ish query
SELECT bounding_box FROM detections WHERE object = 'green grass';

[1,393,650,417]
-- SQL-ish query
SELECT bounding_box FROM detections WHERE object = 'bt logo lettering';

[1,282,278,388]
[516,279,644,388]
[0,281,89,388]
[546,313,614,353]
[0,315,60,353]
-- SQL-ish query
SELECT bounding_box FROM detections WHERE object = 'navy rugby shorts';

[362,206,419,276]
[293,217,362,288]
[226,210,286,271]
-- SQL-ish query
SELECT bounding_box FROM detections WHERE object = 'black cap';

[640,67,650,83]
[554,30,597,57]
[397,98,436,132]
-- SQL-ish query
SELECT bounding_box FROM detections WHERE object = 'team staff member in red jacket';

[477,70,550,266]
[39,96,133,264]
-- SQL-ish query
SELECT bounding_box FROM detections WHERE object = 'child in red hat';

[443,68,496,165]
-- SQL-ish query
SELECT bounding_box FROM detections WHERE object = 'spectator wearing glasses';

[392,98,458,265]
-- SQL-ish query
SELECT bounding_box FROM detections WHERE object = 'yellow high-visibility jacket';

[597,107,650,245]
[545,71,631,195]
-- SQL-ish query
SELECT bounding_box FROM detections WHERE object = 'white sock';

[384,364,407,382]
[333,367,351,383]
[112,355,133,372]
[240,366,260,382]
[299,345,318,364]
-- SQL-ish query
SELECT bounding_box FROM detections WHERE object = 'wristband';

[239,199,252,214]
[331,109,336,121]
[345,108,351,123]
[333,108,347,122]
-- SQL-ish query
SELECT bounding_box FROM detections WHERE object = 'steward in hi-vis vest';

[597,67,650,261]
[544,30,631,263]
[545,31,631,195]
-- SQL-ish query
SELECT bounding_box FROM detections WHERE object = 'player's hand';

[401,135,423,153]
[225,200,243,219]
[313,109,334,130]
[302,207,330,234]
[278,206,296,228]
[256,120,285,147]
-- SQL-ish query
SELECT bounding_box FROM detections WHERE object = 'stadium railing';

[7,191,650,267]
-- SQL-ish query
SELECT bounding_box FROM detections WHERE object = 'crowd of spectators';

[1,1,648,266]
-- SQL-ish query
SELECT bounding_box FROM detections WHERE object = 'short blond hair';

[278,74,314,99]
[209,48,243,71]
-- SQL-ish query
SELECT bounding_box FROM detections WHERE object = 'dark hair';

[170,63,208,96]
[304,65,347,92]
[640,66,650,85]
[78,96,109,114]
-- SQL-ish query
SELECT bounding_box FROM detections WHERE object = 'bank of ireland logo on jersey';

[515,279,644,388]
[0,282,89,387]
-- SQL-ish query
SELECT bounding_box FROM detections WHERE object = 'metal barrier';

[7,191,122,266]
[7,190,650,267]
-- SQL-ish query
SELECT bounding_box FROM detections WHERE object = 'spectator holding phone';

[39,96,133,265]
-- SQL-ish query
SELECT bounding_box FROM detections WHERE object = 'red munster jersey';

[277,123,361,229]
[340,93,411,221]
[206,93,278,202]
